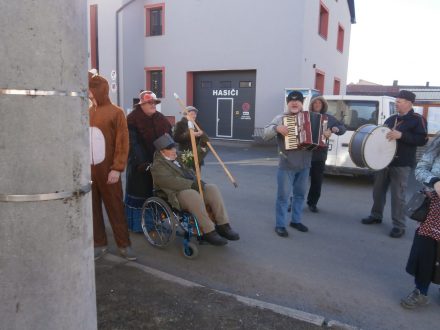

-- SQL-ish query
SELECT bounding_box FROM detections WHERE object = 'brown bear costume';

[88,72,131,249]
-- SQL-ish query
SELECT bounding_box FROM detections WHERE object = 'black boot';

[204,230,228,246]
[216,223,240,241]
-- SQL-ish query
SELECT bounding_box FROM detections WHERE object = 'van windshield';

[327,100,379,130]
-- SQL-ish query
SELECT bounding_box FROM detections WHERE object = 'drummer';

[361,90,428,238]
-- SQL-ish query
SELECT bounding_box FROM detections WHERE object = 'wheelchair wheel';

[141,197,177,247]
[182,242,198,259]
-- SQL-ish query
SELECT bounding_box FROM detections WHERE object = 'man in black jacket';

[361,90,428,238]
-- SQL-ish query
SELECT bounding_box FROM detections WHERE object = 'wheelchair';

[140,196,204,259]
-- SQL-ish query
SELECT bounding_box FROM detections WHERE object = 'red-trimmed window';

[145,3,165,36]
[337,24,345,52]
[333,78,341,95]
[318,2,329,40]
[315,70,325,94]
[145,67,164,98]
[89,4,99,70]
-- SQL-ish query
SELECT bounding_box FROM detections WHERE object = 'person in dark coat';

[173,106,209,170]
[124,91,172,232]
[361,90,428,238]
[306,96,346,212]
[401,134,440,309]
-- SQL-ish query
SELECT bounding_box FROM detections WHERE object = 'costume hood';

[88,72,111,106]
[309,96,328,114]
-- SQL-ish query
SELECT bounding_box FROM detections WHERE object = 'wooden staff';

[188,120,204,200]
[206,143,238,188]
[173,93,238,188]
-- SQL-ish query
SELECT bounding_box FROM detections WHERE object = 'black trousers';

[307,160,325,206]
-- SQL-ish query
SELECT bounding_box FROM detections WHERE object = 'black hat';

[286,91,304,104]
[154,133,175,150]
[397,90,416,103]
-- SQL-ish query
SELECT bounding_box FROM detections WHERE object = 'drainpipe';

[116,0,138,105]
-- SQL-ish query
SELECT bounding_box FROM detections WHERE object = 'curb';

[102,254,360,329]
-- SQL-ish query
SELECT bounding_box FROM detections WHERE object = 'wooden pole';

[205,142,238,188]
[188,121,205,200]
[173,93,238,187]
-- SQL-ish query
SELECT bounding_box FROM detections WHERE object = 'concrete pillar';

[0,1,96,329]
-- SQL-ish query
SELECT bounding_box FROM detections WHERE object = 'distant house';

[347,80,440,135]
[87,0,355,141]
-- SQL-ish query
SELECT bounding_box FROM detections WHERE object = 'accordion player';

[282,111,328,150]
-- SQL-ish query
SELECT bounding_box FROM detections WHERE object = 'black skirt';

[406,231,440,284]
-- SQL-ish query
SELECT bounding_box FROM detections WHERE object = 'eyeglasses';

[143,101,156,105]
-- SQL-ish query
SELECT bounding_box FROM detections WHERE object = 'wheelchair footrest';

[197,236,209,245]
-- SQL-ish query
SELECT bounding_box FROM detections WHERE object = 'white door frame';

[216,97,233,138]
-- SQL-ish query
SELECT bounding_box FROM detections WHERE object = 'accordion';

[282,111,328,150]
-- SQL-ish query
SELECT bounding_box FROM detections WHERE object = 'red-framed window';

[333,78,341,95]
[318,1,329,40]
[315,69,325,94]
[145,3,165,36]
[337,24,345,53]
[89,4,99,70]
[145,67,165,98]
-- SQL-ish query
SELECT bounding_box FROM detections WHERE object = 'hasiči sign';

[212,89,238,96]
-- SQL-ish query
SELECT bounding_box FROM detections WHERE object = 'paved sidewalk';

[95,254,355,330]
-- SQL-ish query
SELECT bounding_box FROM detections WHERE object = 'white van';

[323,95,396,175]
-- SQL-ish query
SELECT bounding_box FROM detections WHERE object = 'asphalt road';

[123,142,439,330]
[96,255,322,330]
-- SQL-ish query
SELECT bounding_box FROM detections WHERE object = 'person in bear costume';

[88,70,135,261]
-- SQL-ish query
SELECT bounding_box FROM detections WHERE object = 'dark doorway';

[193,70,256,140]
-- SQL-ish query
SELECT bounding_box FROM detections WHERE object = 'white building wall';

[89,0,353,130]
[301,0,352,95]
[88,0,123,104]
[143,0,310,127]
[119,1,146,111]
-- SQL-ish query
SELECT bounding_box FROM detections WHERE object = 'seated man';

[150,133,239,246]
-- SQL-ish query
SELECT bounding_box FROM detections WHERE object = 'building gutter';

[116,0,138,105]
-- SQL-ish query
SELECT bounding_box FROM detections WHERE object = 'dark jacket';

[309,96,346,162]
[384,109,428,167]
[125,107,172,198]
[173,117,210,168]
[173,117,209,152]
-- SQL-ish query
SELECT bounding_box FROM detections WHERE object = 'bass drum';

[349,124,397,170]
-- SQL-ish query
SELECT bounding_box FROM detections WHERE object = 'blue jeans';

[275,167,310,228]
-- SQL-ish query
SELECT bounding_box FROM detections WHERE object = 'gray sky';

[347,0,440,86]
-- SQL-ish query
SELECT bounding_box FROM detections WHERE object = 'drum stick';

[173,93,238,188]
[188,121,205,201]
